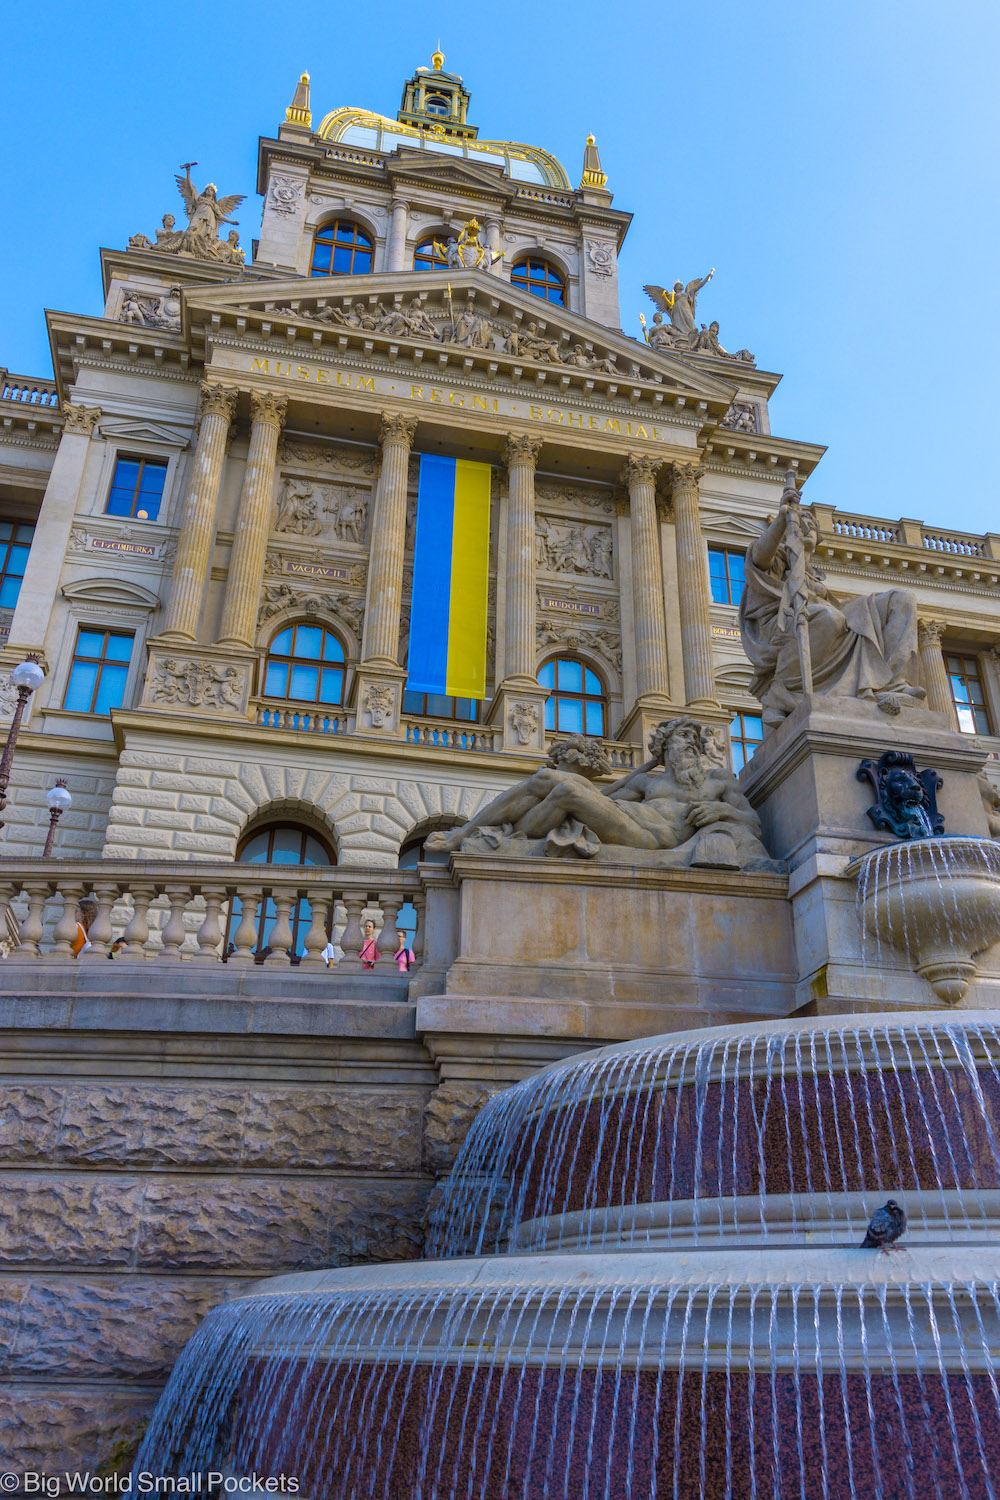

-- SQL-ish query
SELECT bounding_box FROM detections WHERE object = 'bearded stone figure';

[425,720,776,869]
[738,475,926,729]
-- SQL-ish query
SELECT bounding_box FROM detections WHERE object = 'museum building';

[3,53,1000,1472]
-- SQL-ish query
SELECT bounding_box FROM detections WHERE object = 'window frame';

[0,519,35,612]
[728,709,764,774]
[412,237,451,271]
[263,621,348,708]
[309,218,375,278]
[946,651,992,736]
[401,689,481,722]
[104,453,169,522]
[708,546,747,607]
[61,625,135,717]
[538,654,607,736]
[510,255,567,306]
[228,820,337,961]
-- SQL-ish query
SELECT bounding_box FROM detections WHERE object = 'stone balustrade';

[1,371,60,406]
[0,860,424,968]
[256,702,349,735]
[402,717,502,751]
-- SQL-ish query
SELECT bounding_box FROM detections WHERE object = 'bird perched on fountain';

[861,1199,907,1252]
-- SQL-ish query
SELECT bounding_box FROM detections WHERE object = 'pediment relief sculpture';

[128,164,246,266]
[536,517,613,578]
[537,621,622,676]
[426,720,778,870]
[738,473,926,729]
[118,286,182,332]
[258,583,364,640]
[145,657,248,712]
[273,478,370,545]
[276,439,379,477]
[533,481,615,516]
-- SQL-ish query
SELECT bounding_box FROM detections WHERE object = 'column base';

[140,642,255,720]
[484,679,549,754]
[349,661,408,738]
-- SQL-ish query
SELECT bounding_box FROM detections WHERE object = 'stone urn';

[854,835,1000,1002]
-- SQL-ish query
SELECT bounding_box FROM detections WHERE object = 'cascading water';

[136,1013,1000,1498]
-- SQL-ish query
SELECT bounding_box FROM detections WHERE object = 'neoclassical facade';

[1,52,998,869]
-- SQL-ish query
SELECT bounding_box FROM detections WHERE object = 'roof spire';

[431,45,445,72]
[579,133,608,190]
[285,71,312,129]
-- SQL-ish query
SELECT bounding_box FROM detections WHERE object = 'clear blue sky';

[4,1,998,532]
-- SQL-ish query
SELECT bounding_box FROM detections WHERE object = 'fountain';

[135,1013,1000,1497]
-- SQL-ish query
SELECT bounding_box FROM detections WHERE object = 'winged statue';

[174,163,245,255]
[643,269,714,347]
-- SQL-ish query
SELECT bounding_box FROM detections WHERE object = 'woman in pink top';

[360,918,380,969]
[394,928,415,973]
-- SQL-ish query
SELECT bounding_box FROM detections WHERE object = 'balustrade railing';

[256,702,349,734]
[402,716,502,751]
[0,860,424,969]
[922,530,986,557]
[1,374,59,407]
[830,517,899,543]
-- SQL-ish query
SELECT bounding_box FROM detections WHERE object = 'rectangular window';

[0,521,35,609]
[946,653,991,735]
[105,455,168,521]
[402,689,480,722]
[729,710,764,774]
[708,547,746,606]
[63,628,133,715]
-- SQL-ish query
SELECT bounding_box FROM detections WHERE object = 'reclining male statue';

[425,717,776,870]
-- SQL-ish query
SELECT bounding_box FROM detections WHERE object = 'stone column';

[918,617,957,724]
[353,413,416,737]
[387,196,410,271]
[8,403,102,656]
[160,383,238,642]
[218,392,287,648]
[502,434,542,683]
[485,435,547,752]
[361,413,417,665]
[621,453,671,702]
[670,461,719,710]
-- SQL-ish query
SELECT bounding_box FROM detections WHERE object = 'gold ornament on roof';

[579,133,608,190]
[431,47,445,71]
[285,71,312,128]
[433,218,503,273]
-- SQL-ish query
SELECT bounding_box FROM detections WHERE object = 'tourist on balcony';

[394,929,415,973]
[360,919,380,969]
[72,898,97,957]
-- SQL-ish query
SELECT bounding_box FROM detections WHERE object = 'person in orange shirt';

[71,898,97,957]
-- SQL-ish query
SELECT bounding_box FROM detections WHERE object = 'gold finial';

[579,133,608,190]
[431,46,445,71]
[285,70,312,128]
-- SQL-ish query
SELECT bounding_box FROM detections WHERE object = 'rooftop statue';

[738,472,926,729]
[643,270,714,348]
[425,719,776,869]
[128,163,247,265]
[434,218,502,273]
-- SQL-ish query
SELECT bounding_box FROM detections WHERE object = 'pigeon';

[861,1199,907,1252]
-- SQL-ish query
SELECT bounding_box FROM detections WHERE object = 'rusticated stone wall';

[0,994,446,1477]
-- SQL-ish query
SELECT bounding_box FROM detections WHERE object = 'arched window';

[413,237,450,271]
[227,821,336,962]
[539,657,606,736]
[264,623,346,705]
[310,219,374,277]
[511,256,566,306]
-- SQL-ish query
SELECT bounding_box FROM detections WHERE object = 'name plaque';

[282,561,353,581]
[712,624,743,642]
[92,538,158,558]
[539,595,602,617]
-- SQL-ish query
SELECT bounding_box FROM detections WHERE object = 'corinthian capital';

[917,617,946,648]
[504,433,543,469]
[378,412,418,449]
[619,453,661,490]
[62,403,103,437]
[670,461,706,492]
[199,383,239,423]
[249,391,288,429]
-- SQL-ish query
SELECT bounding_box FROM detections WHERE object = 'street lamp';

[43,780,72,858]
[0,655,45,831]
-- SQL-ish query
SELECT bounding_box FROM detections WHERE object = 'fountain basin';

[853,836,1000,1002]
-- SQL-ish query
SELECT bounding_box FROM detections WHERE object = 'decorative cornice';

[378,412,418,448]
[249,391,288,429]
[504,433,543,469]
[62,403,103,436]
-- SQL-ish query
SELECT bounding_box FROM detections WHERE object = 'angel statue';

[174,162,246,257]
[643,270,714,349]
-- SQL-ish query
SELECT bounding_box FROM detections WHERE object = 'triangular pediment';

[186,269,739,409]
[99,418,190,448]
[385,147,512,198]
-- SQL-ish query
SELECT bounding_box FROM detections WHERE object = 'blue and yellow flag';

[407,454,492,699]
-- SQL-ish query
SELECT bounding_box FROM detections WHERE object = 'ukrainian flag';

[407,454,492,699]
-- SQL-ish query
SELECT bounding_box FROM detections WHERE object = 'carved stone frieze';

[584,240,615,278]
[721,402,758,433]
[533,480,615,516]
[535,517,613,578]
[267,176,303,217]
[537,620,623,675]
[144,657,248,713]
[119,286,182,332]
[257,584,364,638]
[273,477,370,545]
[276,439,379,477]
[62,404,103,437]
[363,684,395,728]
[509,701,540,745]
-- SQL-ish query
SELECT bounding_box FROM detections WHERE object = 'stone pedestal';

[739,697,1000,1012]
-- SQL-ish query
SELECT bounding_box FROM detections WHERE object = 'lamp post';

[43,780,72,858]
[0,656,45,831]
